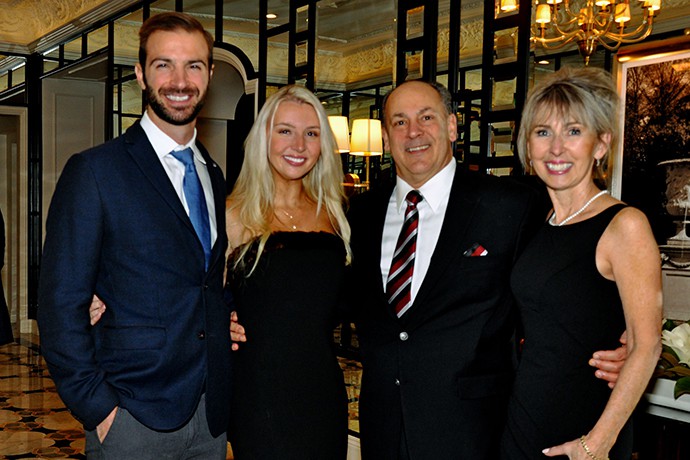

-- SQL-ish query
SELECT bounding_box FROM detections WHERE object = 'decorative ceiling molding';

[0,0,139,54]
[0,0,689,90]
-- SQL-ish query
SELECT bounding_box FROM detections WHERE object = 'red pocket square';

[464,243,488,257]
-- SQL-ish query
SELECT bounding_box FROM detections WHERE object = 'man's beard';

[144,81,206,126]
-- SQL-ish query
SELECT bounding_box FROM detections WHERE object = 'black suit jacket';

[348,165,539,459]
[38,122,231,435]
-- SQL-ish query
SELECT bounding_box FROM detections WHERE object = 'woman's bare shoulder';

[607,204,652,236]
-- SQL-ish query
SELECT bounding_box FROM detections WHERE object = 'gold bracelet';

[579,436,609,460]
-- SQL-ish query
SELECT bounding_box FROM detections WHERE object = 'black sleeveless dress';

[501,204,632,460]
[226,231,348,459]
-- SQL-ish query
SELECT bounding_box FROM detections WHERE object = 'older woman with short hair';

[501,67,662,460]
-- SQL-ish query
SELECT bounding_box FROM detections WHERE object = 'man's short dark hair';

[138,12,214,70]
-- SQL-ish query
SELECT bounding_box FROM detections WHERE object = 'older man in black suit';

[348,80,624,459]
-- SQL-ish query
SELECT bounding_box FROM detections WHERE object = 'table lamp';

[349,118,383,188]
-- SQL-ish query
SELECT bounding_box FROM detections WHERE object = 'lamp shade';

[350,119,383,156]
[536,3,551,24]
[614,3,631,23]
[646,0,661,11]
[500,0,517,12]
[328,116,350,153]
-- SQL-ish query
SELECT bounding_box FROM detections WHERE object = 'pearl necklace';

[549,190,608,227]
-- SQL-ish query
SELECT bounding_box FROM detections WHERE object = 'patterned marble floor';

[0,340,362,459]
[0,341,85,459]
[339,357,362,434]
[0,341,240,459]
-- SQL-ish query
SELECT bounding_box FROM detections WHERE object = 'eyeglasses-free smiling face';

[135,29,212,129]
[267,100,322,184]
[527,113,609,193]
[383,81,457,189]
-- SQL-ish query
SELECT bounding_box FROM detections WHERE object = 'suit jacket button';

[399,332,408,341]
[197,331,206,340]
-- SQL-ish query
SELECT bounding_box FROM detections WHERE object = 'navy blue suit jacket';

[38,122,231,436]
[349,166,540,459]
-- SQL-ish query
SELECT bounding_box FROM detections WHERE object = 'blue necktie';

[170,147,212,270]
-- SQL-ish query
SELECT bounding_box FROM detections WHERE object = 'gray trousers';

[85,394,227,460]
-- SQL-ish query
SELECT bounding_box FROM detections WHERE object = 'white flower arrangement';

[657,320,690,398]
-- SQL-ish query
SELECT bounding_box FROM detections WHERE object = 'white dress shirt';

[380,160,456,306]
[139,112,218,246]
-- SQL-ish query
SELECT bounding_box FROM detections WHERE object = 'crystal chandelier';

[501,0,662,65]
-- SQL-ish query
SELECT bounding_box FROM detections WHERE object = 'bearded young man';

[37,12,231,459]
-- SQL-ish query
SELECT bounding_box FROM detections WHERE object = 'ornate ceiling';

[0,0,689,90]
[0,0,139,53]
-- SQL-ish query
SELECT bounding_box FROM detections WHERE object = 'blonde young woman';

[500,67,662,460]
[225,84,351,459]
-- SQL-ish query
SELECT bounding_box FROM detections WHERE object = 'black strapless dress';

[226,231,348,459]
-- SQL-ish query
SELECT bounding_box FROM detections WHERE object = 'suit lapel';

[197,142,227,269]
[354,185,392,307]
[370,188,392,299]
[123,123,227,271]
[372,185,416,321]
[404,168,481,323]
[123,123,192,231]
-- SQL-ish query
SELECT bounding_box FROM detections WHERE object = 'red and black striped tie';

[386,190,423,317]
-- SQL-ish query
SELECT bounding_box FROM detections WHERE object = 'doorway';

[0,106,28,337]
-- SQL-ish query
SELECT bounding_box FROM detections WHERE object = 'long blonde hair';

[229,84,351,274]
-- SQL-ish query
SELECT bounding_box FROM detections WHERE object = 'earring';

[596,158,601,167]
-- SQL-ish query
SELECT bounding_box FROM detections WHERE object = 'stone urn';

[659,159,690,248]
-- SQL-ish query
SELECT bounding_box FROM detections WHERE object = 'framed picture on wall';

[610,36,690,245]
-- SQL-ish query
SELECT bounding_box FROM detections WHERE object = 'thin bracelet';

[579,436,609,460]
